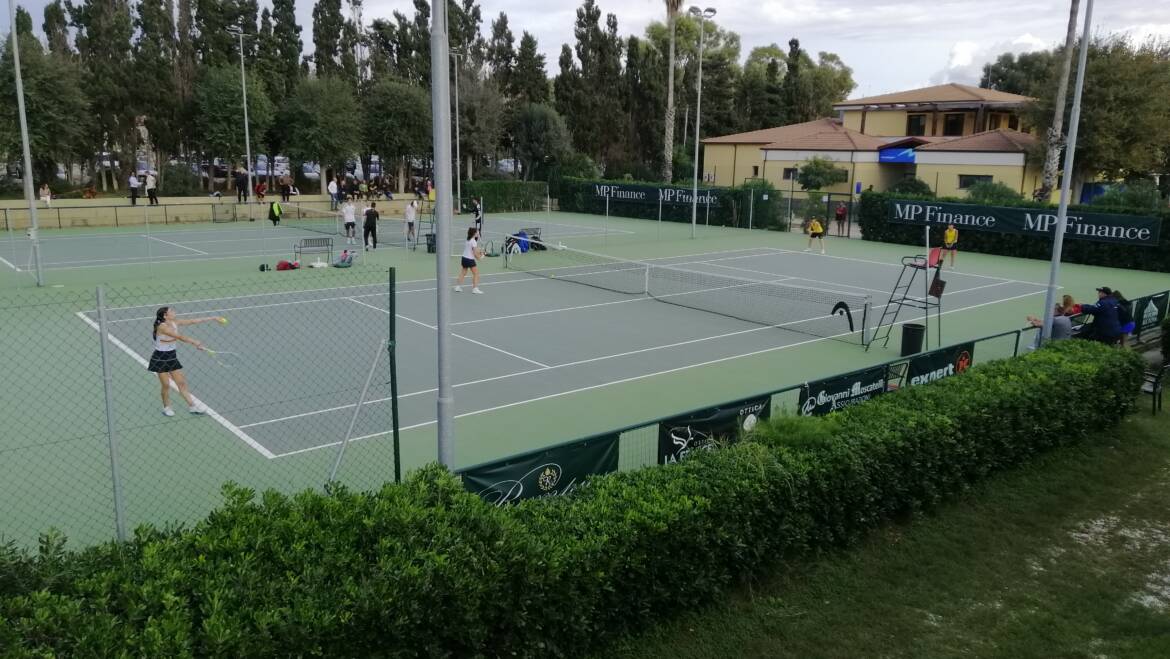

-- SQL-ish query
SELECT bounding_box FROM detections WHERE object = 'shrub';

[0,341,1144,656]
[965,180,1024,204]
[1091,179,1163,212]
[461,180,549,212]
[554,177,785,231]
[887,177,935,197]
[158,163,203,197]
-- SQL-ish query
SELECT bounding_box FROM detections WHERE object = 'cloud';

[928,33,1051,86]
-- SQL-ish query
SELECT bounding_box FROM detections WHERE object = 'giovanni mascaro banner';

[799,364,888,416]
[888,199,1160,246]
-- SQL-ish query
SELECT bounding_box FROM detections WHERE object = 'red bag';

[276,260,300,271]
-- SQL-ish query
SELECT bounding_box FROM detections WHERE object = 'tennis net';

[504,238,870,343]
[283,203,342,236]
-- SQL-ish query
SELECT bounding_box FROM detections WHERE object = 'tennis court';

[78,243,1048,461]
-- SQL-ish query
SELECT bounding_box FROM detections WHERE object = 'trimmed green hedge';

[857,191,1170,272]
[0,341,1144,657]
[461,180,549,213]
[553,177,786,231]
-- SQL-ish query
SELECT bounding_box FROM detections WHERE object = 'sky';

[5,0,1170,97]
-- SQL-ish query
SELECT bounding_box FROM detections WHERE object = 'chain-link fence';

[0,268,400,549]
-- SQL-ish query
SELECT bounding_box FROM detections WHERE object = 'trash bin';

[425,233,437,254]
[901,323,925,357]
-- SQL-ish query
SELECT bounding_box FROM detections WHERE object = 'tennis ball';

[218,317,229,325]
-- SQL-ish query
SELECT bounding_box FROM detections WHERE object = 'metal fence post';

[96,286,128,542]
[388,268,402,483]
[748,188,754,231]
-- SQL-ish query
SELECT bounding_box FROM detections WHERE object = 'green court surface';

[2,208,1167,549]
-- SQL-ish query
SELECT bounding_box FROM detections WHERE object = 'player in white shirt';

[454,226,484,294]
[341,201,357,244]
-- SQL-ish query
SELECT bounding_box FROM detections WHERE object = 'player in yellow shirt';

[804,216,826,254]
[942,223,958,268]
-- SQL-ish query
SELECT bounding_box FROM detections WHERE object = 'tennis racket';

[200,347,243,368]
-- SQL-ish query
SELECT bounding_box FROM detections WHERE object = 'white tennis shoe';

[190,402,207,414]
[472,287,483,295]
[162,407,175,417]
[454,285,462,292]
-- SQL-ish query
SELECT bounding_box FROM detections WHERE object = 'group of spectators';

[328,176,398,209]
[1028,286,1136,346]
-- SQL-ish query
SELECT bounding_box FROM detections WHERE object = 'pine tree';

[311,0,343,76]
[510,32,548,104]
[556,0,626,167]
[624,36,665,176]
[69,0,135,189]
[449,0,484,66]
[271,0,303,97]
[42,1,72,57]
[133,0,180,157]
[485,12,514,88]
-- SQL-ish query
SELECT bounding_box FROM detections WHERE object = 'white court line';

[346,297,551,369]
[258,280,1039,439]
[271,287,1050,458]
[73,311,276,459]
[144,234,209,255]
[0,254,20,272]
[766,247,1052,288]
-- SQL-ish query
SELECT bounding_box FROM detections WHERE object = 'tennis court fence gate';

[0,268,401,550]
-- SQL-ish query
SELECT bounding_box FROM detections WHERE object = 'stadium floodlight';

[226,26,253,206]
[687,6,717,239]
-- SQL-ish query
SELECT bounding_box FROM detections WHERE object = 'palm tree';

[1036,0,1080,202]
[661,0,683,182]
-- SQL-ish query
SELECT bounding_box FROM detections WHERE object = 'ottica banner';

[907,341,975,386]
[799,365,888,416]
[461,434,619,506]
[1134,291,1169,339]
[657,395,771,465]
[888,199,1161,246]
[592,182,721,206]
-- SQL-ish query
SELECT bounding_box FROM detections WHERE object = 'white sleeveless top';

[463,238,477,261]
[154,321,177,352]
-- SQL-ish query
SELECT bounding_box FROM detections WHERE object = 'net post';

[96,285,128,542]
[389,268,402,484]
[328,337,388,484]
[643,262,650,295]
[605,194,609,246]
[749,188,754,231]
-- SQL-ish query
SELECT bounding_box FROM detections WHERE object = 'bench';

[294,237,333,263]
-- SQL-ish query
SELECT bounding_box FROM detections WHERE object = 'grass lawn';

[599,412,1170,659]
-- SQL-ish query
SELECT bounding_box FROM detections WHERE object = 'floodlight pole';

[8,0,44,285]
[689,7,716,239]
[228,27,253,207]
[431,0,456,467]
[451,49,463,213]
[1041,0,1093,342]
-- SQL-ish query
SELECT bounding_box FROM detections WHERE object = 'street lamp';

[688,6,716,239]
[7,0,44,285]
[226,27,253,206]
[450,49,463,213]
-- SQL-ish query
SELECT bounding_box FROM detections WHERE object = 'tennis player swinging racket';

[149,306,224,417]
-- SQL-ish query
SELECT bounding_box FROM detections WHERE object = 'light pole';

[7,0,44,285]
[227,27,253,206]
[688,6,716,239]
[431,0,456,466]
[450,49,463,213]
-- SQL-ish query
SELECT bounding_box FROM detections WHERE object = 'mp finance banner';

[658,395,771,465]
[1134,291,1169,339]
[888,199,1161,246]
[461,434,619,506]
[906,341,975,386]
[593,183,721,206]
[799,365,888,416]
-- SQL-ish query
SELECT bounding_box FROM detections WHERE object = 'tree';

[458,72,506,181]
[363,79,431,192]
[70,0,135,189]
[311,0,344,76]
[485,12,515,87]
[511,103,570,180]
[660,0,683,182]
[1037,0,1080,202]
[555,0,626,168]
[1026,37,1170,193]
[192,0,242,68]
[42,1,72,57]
[12,5,33,34]
[965,180,1024,204]
[797,156,848,191]
[449,0,484,66]
[0,27,90,186]
[978,51,1056,96]
[805,52,855,118]
[623,36,665,176]
[133,0,181,159]
[271,0,303,97]
[283,77,360,181]
[195,67,274,187]
[887,177,935,197]
[510,32,548,104]
[1090,179,1162,211]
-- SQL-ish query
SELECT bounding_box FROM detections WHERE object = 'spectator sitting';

[1061,294,1080,316]
[1027,303,1074,347]
[1075,286,1123,345]
[1113,290,1136,346]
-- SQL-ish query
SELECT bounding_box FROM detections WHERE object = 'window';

[752,165,759,177]
[782,167,798,181]
[958,174,993,190]
[943,113,966,136]
[1008,115,1020,130]
[906,114,927,136]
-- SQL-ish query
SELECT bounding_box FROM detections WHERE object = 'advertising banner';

[461,434,619,506]
[657,395,771,465]
[799,365,889,416]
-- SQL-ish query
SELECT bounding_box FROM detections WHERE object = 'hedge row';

[0,341,1144,657]
[461,180,550,213]
[857,191,1170,272]
[553,177,787,231]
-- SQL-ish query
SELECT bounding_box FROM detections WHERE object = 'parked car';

[273,156,291,177]
[301,162,320,181]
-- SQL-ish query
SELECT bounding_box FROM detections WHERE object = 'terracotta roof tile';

[916,129,1038,152]
[835,83,1033,107]
[704,118,892,151]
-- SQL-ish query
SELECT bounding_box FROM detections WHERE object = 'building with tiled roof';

[700,84,1045,202]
